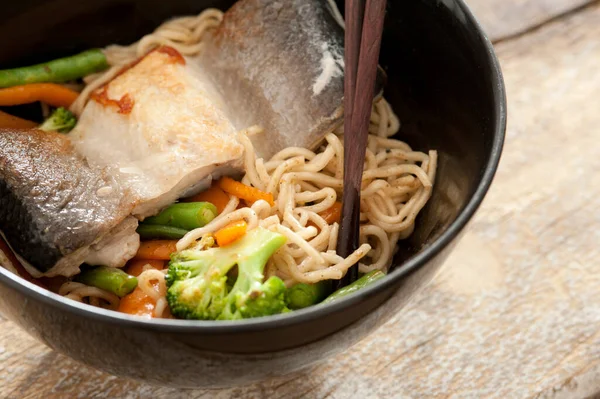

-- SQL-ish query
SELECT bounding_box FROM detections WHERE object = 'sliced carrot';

[217,176,274,207]
[319,201,342,224]
[0,110,37,129]
[118,286,156,318]
[214,220,248,247]
[183,185,230,214]
[118,282,173,319]
[125,259,165,277]
[134,240,178,260]
[0,83,79,108]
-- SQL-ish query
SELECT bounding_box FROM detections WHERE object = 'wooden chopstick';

[344,0,366,129]
[336,0,388,289]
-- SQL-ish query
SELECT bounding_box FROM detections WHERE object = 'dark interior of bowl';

[0,0,504,380]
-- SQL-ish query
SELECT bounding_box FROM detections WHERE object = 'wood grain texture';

[3,2,600,398]
[467,0,594,42]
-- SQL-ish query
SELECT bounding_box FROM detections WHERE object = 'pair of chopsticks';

[335,0,387,289]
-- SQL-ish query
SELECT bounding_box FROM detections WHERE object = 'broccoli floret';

[166,227,288,320]
[39,107,77,133]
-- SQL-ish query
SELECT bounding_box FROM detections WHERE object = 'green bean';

[285,281,329,310]
[137,224,189,240]
[75,266,138,297]
[143,202,217,231]
[0,49,109,88]
[323,271,386,304]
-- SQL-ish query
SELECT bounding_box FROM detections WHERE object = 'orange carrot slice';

[214,220,248,247]
[217,177,274,207]
[125,259,165,277]
[319,201,342,224]
[183,185,230,214]
[134,241,178,260]
[118,286,156,318]
[0,83,79,108]
[118,283,173,319]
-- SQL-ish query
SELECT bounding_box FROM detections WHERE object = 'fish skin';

[0,129,136,275]
[201,0,385,159]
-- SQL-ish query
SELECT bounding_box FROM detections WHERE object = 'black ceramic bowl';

[0,0,505,388]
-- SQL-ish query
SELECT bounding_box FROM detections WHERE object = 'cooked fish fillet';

[0,129,138,277]
[201,0,385,159]
[69,48,244,218]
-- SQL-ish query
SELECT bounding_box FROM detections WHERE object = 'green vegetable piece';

[323,270,386,304]
[285,281,329,310]
[137,224,189,240]
[143,202,218,231]
[0,49,109,88]
[39,107,77,133]
[166,227,288,320]
[75,266,138,297]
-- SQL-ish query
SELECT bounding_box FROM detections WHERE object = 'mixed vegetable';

[0,50,388,320]
[0,49,108,88]
[39,107,77,133]
[0,49,109,130]
[166,227,288,320]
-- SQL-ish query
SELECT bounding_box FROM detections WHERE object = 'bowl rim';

[0,0,506,336]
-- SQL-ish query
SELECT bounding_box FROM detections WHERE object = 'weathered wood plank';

[467,0,594,41]
[3,2,600,398]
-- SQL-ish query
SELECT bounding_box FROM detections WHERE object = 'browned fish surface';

[70,48,245,219]
[0,129,138,277]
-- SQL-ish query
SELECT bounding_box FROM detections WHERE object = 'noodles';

[178,98,437,286]
[58,281,120,310]
[58,8,437,316]
[137,268,169,318]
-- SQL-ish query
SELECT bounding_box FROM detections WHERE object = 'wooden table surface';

[2,0,599,397]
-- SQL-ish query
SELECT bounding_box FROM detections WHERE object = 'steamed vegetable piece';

[184,185,230,214]
[166,227,288,320]
[39,107,77,133]
[214,220,247,247]
[0,83,79,108]
[322,270,386,303]
[75,266,138,297]
[134,241,178,260]
[136,224,188,240]
[142,202,217,230]
[218,177,274,206]
[118,286,156,317]
[0,110,37,129]
[0,49,108,88]
[118,284,173,318]
[125,259,165,277]
[285,281,329,310]
[319,202,342,224]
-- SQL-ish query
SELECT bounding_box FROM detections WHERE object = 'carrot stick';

[125,259,165,277]
[118,286,156,318]
[118,282,172,318]
[214,220,248,247]
[0,83,79,108]
[319,201,342,224]
[0,110,37,129]
[183,185,230,214]
[217,176,274,207]
[134,241,178,260]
